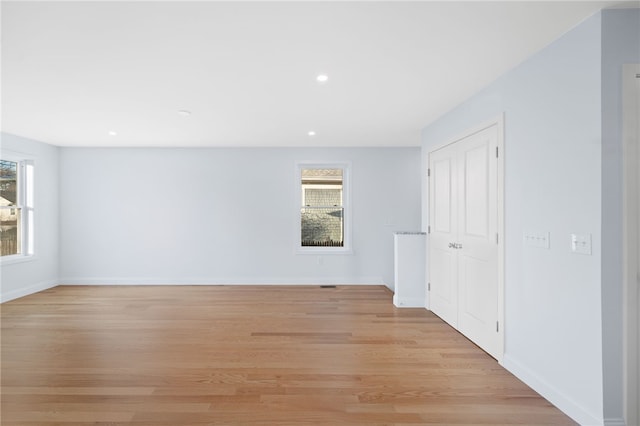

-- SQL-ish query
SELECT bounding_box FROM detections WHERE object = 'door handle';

[448,242,463,249]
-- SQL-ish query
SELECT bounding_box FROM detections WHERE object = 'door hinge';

[428,225,431,234]
[496,147,499,158]
[496,233,499,244]
[427,168,431,177]
[428,282,431,291]
[496,321,499,332]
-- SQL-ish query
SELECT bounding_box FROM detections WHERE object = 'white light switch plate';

[523,231,550,249]
[571,233,592,255]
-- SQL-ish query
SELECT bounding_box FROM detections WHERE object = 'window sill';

[1,254,37,266]
[296,247,354,255]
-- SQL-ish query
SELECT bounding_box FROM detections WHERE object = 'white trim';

[496,114,506,364]
[0,151,36,263]
[294,161,353,255]
[428,115,506,154]
[295,246,354,255]
[425,114,505,363]
[603,418,626,426]
[423,147,430,308]
[0,279,57,303]
[59,277,386,286]
[503,355,603,426]
[623,63,640,426]
[1,278,389,302]
[393,295,425,308]
[0,254,38,266]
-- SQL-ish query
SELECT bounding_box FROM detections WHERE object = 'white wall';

[601,8,640,425]
[59,147,421,288]
[0,133,60,302]
[422,13,604,425]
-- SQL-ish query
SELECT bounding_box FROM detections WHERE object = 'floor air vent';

[320,285,337,289]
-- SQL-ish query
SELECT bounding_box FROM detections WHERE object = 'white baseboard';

[2,277,388,302]
[1,279,58,303]
[58,276,386,286]
[393,294,426,308]
[502,354,604,426]
[603,418,625,426]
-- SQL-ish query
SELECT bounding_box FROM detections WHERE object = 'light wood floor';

[1,285,575,425]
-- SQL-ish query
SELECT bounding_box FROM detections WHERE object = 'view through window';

[0,160,20,256]
[0,158,34,258]
[301,168,344,247]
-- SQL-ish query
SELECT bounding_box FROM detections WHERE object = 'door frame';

[623,64,640,426]
[425,114,505,363]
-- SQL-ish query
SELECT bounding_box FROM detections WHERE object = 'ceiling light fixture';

[108,131,117,136]
[308,131,316,137]
[177,110,191,117]
[316,74,328,83]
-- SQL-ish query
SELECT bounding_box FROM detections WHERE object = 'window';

[296,162,351,253]
[1,157,34,259]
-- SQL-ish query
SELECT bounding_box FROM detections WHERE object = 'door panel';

[431,248,456,303]
[458,126,499,359]
[433,159,452,233]
[429,148,458,328]
[622,64,640,426]
[461,254,494,323]
[464,144,489,237]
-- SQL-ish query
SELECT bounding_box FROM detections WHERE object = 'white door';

[429,145,459,328]
[623,64,640,426]
[429,123,501,360]
[635,67,640,426]
[456,126,499,359]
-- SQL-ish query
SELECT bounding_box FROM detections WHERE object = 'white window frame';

[1,152,35,265]
[295,161,352,255]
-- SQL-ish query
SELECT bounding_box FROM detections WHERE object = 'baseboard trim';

[2,277,388,302]
[603,418,625,426]
[502,354,604,426]
[1,279,58,303]
[393,295,425,308]
[58,277,386,286]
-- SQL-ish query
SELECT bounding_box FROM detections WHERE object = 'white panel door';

[428,123,500,360]
[623,64,640,426]
[456,126,499,359]
[429,146,458,328]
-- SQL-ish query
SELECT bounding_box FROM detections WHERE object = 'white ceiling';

[0,1,631,148]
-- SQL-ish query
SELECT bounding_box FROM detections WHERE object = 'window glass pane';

[0,160,18,207]
[26,162,34,208]
[301,207,343,247]
[27,209,34,255]
[300,168,344,247]
[305,188,342,206]
[1,207,21,256]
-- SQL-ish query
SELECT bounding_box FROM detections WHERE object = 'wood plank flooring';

[1,285,575,425]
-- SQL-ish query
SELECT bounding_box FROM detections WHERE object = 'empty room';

[1,1,639,425]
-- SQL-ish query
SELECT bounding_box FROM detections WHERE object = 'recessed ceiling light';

[177,110,191,117]
[316,74,328,83]
[108,131,117,136]
[308,131,316,137]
